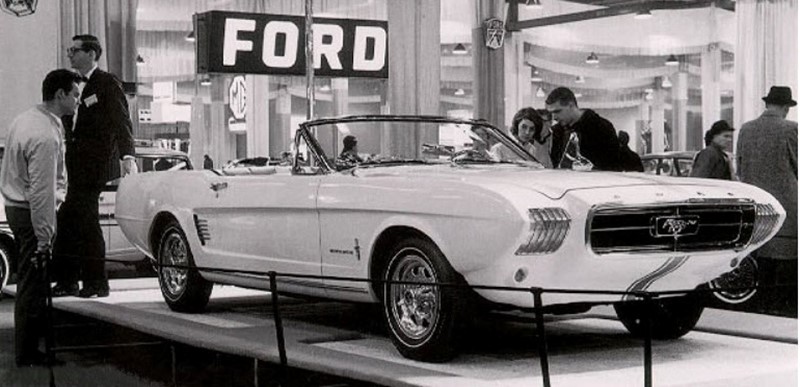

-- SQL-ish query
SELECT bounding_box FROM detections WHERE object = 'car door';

[197,170,324,287]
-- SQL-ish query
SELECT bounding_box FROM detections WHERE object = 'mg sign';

[196,11,388,78]
[227,75,246,132]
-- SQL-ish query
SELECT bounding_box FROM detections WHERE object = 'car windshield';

[299,117,542,172]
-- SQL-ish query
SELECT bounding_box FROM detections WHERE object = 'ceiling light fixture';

[634,9,652,20]
[185,30,195,42]
[574,93,583,98]
[665,54,679,66]
[454,88,465,96]
[575,75,585,84]
[319,84,331,92]
[585,52,599,64]
[535,86,545,98]
[136,55,145,65]
[525,0,542,9]
[200,77,211,86]
[452,43,468,55]
[661,76,672,88]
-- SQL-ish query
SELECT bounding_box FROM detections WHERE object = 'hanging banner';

[195,11,388,78]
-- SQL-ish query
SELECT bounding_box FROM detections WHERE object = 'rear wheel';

[614,292,704,339]
[382,237,467,362]
[157,220,212,312]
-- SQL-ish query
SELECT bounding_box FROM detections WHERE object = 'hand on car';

[122,157,138,176]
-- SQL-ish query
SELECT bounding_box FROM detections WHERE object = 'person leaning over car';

[546,87,622,171]
[690,120,735,180]
[0,69,79,367]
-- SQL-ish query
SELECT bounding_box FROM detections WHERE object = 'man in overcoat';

[51,34,137,298]
[737,86,798,314]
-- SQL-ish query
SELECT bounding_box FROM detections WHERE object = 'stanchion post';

[531,287,551,387]
[268,271,288,370]
[642,293,653,387]
[43,253,56,387]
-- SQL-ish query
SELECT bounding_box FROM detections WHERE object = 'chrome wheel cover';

[388,250,440,341]
[160,231,189,300]
[0,247,8,290]
[709,255,758,304]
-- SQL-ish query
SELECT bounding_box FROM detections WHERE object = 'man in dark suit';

[51,34,137,298]
[546,87,623,171]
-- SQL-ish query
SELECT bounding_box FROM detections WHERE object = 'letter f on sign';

[223,18,256,66]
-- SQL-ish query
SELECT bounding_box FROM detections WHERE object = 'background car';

[115,115,785,362]
[0,144,192,288]
[641,151,696,176]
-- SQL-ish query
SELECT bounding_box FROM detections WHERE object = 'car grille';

[588,202,756,254]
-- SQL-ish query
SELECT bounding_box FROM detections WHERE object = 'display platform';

[2,279,797,387]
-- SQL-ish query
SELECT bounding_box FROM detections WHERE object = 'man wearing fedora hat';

[737,85,797,315]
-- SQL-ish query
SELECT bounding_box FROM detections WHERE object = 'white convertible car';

[115,116,785,362]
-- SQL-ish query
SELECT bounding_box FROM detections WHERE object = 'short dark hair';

[73,34,103,60]
[618,130,630,145]
[545,87,577,106]
[510,107,546,143]
[42,69,82,102]
[343,135,357,151]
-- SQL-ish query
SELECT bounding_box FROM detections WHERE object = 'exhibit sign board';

[195,10,388,78]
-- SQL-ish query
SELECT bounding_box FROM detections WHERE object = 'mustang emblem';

[653,215,700,237]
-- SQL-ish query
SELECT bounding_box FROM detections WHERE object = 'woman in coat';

[690,120,736,180]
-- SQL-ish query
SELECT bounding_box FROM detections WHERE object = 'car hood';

[353,164,720,199]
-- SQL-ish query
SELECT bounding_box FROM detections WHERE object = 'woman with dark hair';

[506,107,553,168]
[690,120,736,180]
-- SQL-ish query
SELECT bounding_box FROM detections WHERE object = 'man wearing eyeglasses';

[51,34,137,298]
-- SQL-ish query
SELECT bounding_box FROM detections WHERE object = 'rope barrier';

[27,251,793,387]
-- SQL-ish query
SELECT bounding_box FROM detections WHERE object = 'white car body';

[114,116,785,361]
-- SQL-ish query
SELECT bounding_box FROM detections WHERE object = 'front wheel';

[0,240,11,290]
[382,237,467,362]
[707,255,758,304]
[157,221,212,312]
[614,293,704,339]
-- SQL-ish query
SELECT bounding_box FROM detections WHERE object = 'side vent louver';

[193,214,211,246]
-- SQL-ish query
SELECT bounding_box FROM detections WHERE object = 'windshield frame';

[294,115,538,174]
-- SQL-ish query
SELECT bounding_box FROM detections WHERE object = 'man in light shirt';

[0,69,81,367]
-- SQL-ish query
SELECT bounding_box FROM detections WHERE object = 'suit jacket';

[550,109,622,171]
[737,110,798,259]
[63,69,135,189]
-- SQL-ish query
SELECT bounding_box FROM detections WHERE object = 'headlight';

[515,208,571,255]
[749,204,780,245]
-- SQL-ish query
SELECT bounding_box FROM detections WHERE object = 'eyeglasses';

[66,47,88,55]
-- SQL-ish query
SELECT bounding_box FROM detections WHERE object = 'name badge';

[84,94,99,107]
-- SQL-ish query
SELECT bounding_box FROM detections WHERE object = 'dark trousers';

[53,185,107,289]
[6,206,46,361]
[757,256,798,316]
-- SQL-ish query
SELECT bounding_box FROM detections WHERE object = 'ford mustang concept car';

[115,116,784,362]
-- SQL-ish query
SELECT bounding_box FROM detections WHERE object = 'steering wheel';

[450,149,493,162]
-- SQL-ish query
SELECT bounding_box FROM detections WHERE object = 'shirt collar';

[83,65,99,80]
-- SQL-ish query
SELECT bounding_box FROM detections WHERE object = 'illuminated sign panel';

[195,11,388,78]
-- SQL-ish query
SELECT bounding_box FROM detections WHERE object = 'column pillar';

[651,87,666,153]
[270,85,291,158]
[332,78,348,116]
[672,71,689,151]
[246,75,270,157]
[701,43,722,132]
[636,100,649,154]
[209,75,237,166]
[473,0,505,128]
[386,0,440,157]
